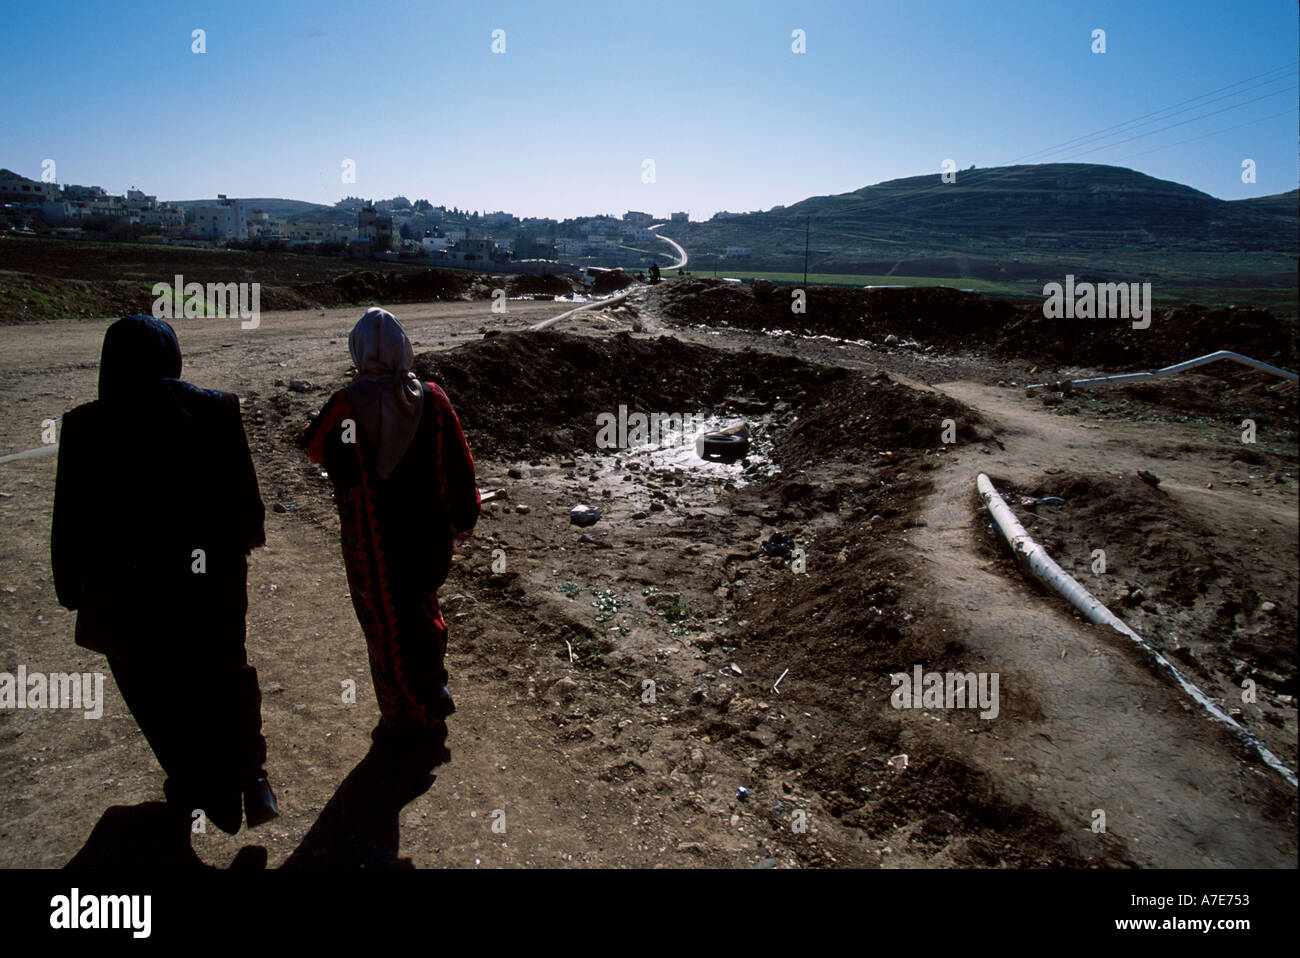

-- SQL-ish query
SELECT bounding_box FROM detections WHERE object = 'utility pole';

[803,216,810,287]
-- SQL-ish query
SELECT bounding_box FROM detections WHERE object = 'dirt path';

[2,298,1294,869]
[910,381,1296,867]
[0,301,800,869]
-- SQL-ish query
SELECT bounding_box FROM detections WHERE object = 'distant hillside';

[169,197,348,224]
[670,164,1298,287]
[1233,188,1300,216]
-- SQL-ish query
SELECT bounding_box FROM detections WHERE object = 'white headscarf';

[344,308,423,479]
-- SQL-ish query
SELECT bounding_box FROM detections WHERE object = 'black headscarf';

[98,315,184,403]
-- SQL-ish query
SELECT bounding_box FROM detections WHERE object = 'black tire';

[696,432,749,463]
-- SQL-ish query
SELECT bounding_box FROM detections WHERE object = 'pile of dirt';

[297,268,490,306]
[1039,369,1298,446]
[504,273,580,297]
[0,273,143,323]
[978,471,1297,768]
[647,278,1299,371]
[591,269,636,296]
[412,330,853,461]
[780,370,990,467]
[0,257,566,322]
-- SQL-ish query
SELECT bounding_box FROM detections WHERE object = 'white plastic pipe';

[1027,350,1298,390]
[977,473,1297,788]
[0,444,58,464]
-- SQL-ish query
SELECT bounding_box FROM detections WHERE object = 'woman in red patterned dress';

[303,308,479,750]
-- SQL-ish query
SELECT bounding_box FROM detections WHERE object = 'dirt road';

[1,292,1294,868]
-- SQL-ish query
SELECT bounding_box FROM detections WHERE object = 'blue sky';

[1,0,1296,219]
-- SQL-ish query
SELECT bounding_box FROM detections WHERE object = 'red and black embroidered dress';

[304,381,479,728]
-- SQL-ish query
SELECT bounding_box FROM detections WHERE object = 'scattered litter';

[1020,495,1065,507]
[887,754,908,771]
[759,532,795,557]
[570,504,601,527]
[772,667,789,694]
[737,786,750,801]
[696,430,749,464]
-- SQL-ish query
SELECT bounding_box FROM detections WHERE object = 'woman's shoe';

[243,777,280,829]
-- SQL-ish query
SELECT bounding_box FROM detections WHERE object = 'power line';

[1058,84,1298,159]
[1114,105,1300,162]
[1007,60,1298,163]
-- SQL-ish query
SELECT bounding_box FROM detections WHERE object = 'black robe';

[51,315,267,833]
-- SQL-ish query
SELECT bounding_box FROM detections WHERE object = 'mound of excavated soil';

[648,278,1299,371]
[781,370,991,467]
[591,269,636,296]
[1040,369,1298,446]
[505,273,581,297]
[412,331,853,461]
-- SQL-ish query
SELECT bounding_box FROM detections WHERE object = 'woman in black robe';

[52,315,277,835]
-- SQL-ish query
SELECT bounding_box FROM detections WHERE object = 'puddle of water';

[498,411,783,524]
[609,411,779,485]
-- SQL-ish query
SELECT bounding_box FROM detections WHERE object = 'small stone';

[515,504,531,515]
[1259,601,1277,614]
[507,467,523,479]
[548,676,578,701]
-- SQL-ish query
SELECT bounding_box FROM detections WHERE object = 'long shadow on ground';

[281,738,448,869]
[66,801,267,869]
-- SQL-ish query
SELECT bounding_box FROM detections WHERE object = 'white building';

[285,222,356,246]
[0,169,57,204]
[191,196,249,242]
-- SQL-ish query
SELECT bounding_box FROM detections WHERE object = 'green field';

[681,269,1030,296]
[678,268,1298,314]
